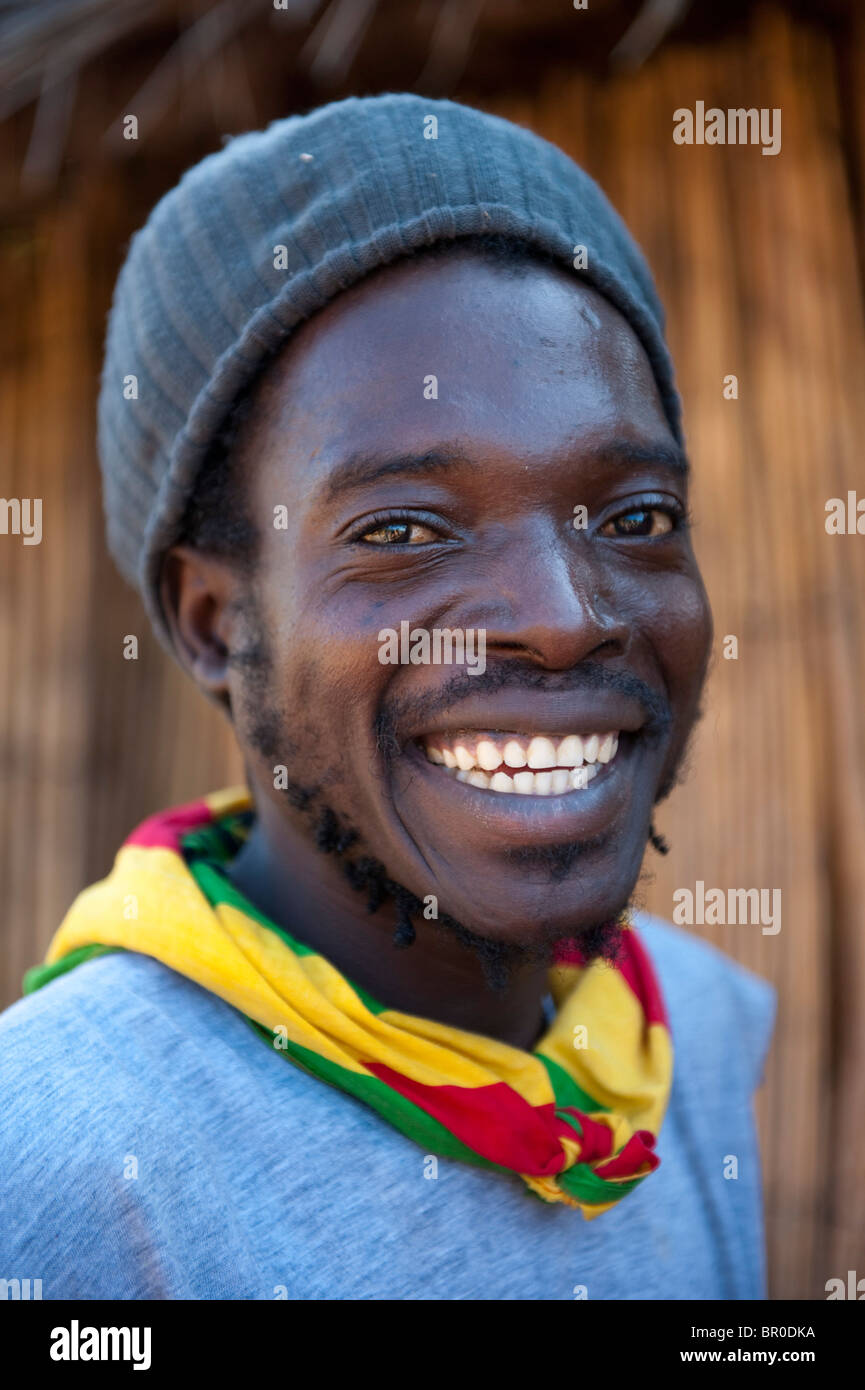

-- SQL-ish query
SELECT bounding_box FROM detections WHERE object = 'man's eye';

[601,507,676,538]
[359,519,438,545]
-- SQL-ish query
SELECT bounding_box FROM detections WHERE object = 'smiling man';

[0,94,775,1300]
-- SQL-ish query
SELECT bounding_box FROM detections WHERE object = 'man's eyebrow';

[321,447,467,502]
[585,439,690,476]
[320,437,689,502]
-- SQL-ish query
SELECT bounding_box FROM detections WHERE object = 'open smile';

[420,729,620,796]
[400,726,639,846]
[394,687,655,847]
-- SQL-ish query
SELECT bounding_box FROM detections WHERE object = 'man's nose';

[466,525,630,671]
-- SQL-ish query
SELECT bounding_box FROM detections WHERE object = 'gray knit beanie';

[98,92,682,651]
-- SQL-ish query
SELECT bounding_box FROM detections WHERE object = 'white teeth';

[597,732,615,764]
[571,764,599,789]
[503,740,527,768]
[476,739,502,771]
[556,735,584,767]
[423,730,621,793]
[448,762,602,795]
[527,736,557,769]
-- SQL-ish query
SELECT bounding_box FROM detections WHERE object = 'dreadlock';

[648,822,670,855]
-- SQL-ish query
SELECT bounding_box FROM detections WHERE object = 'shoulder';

[0,949,256,1116]
[1,947,234,1052]
[631,911,777,1091]
[0,953,278,1295]
[0,957,242,1205]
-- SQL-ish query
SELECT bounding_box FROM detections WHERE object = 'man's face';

[222,250,712,945]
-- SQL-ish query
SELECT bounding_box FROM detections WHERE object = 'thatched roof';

[0,0,851,198]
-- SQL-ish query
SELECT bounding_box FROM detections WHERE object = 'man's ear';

[160,546,244,703]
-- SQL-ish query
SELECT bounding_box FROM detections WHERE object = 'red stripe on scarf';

[367,1063,583,1176]
[125,798,213,850]
[565,1112,614,1162]
[593,1129,660,1179]
[554,927,668,1027]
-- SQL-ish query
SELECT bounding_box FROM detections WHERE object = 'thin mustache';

[374,659,672,762]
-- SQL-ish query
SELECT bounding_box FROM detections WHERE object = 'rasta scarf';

[25,787,673,1217]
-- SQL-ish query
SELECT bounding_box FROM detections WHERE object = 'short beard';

[227,591,663,993]
[311,800,631,991]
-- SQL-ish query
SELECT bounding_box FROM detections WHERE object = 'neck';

[227,793,550,1050]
